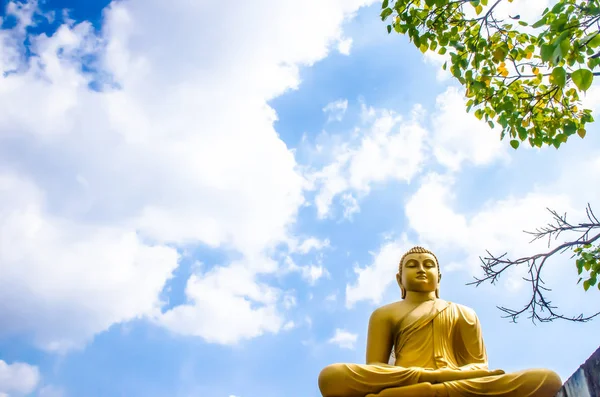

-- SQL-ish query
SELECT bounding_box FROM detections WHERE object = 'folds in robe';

[392,299,488,371]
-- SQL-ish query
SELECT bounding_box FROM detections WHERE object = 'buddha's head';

[396,246,441,299]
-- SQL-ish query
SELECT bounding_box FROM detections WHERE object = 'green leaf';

[532,17,546,28]
[552,39,571,62]
[589,34,600,48]
[492,43,509,62]
[471,80,485,92]
[451,65,461,78]
[564,121,576,135]
[572,69,594,91]
[541,44,555,63]
[380,7,393,21]
[510,140,520,149]
[550,33,570,64]
[583,279,590,291]
[387,24,392,34]
[382,0,389,9]
[551,2,565,13]
[551,67,566,88]
[558,38,570,59]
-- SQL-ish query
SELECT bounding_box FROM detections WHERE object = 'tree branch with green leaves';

[381,0,600,149]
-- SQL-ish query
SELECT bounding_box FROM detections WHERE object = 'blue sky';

[0,0,599,396]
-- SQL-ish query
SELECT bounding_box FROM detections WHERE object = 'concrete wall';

[556,346,600,397]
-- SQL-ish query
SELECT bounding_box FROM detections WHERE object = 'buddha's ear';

[396,273,406,299]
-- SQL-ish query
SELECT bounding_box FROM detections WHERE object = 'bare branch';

[469,205,600,323]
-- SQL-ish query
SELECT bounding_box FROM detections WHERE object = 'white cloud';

[492,0,551,25]
[340,193,360,220]
[0,0,377,349]
[581,84,600,116]
[431,87,508,172]
[423,50,451,82]
[0,360,40,396]
[283,321,296,331]
[404,172,577,276]
[303,264,329,284]
[158,260,283,344]
[310,85,507,221]
[293,237,331,254]
[346,237,411,308]
[305,316,313,328]
[323,98,349,122]
[38,385,64,397]
[283,293,297,310]
[312,104,429,219]
[404,173,469,252]
[0,174,179,351]
[337,37,353,55]
[283,255,329,285]
[328,328,358,349]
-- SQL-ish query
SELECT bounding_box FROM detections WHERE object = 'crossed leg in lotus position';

[364,368,506,397]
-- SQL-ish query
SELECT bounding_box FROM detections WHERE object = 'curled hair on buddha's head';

[397,246,442,299]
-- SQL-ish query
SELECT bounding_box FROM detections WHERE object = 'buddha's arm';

[453,306,491,370]
[365,307,394,365]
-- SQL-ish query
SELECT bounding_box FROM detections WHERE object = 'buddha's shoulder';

[370,300,407,319]
[445,300,479,319]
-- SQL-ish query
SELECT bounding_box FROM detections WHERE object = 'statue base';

[556,346,600,397]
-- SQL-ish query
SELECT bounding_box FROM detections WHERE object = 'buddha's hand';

[421,368,505,383]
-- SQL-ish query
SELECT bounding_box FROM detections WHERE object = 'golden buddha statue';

[318,246,563,397]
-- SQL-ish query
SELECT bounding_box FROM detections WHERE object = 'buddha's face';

[397,252,439,293]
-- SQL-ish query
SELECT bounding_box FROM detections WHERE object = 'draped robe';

[318,299,561,397]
